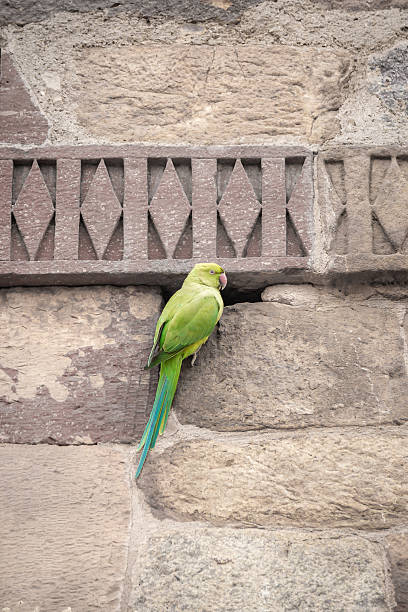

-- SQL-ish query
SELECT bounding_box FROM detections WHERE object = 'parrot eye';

[209,269,215,275]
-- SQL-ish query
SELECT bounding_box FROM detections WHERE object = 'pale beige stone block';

[175,295,408,430]
[0,444,131,611]
[138,429,408,529]
[73,45,350,144]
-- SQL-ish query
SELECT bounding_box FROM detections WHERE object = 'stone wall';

[1,1,408,611]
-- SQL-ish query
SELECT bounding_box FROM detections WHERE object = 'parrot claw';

[191,352,197,367]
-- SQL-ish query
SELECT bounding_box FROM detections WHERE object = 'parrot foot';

[191,352,197,367]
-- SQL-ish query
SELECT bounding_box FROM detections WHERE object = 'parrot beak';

[219,272,227,291]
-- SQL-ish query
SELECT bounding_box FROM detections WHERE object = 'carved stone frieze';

[0,145,313,289]
[318,147,408,275]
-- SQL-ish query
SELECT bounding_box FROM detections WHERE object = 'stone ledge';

[0,258,310,290]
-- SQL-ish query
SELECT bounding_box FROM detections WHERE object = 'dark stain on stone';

[2,0,408,25]
[369,45,408,114]
[0,0,263,27]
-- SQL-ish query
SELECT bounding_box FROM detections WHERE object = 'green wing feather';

[161,295,220,354]
[146,288,197,367]
[147,293,220,369]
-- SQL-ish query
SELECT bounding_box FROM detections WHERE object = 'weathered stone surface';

[386,533,408,611]
[0,444,130,611]
[73,45,350,144]
[0,0,269,27]
[0,51,49,145]
[336,44,408,148]
[0,285,162,443]
[4,6,406,147]
[313,0,408,7]
[131,527,393,611]
[1,0,407,28]
[317,148,408,273]
[340,48,408,146]
[139,428,408,529]
[369,44,408,115]
[175,290,408,430]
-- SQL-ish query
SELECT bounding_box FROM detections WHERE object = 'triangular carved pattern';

[216,212,236,258]
[285,158,312,256]
[286,211,306,257]
[12,160,54,260]
[149,159,191,259]
[325,160,346,211]
[332,211,348,255]
[147,212,167,260]
[372,213,396,255]
[173,213,193,259]
[370,157,391,205]
[324,160,347,255]
[217,160,261,258]
[372,157,408,252]
[81,159,122,260]
[245,211,262,258]
[78,218,98,260]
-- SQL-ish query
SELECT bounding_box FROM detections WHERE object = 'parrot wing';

[147,293,220,368]
[146,288,198,367]
[162,293,220,353]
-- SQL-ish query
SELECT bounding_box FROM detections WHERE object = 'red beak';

[219,272,227,291]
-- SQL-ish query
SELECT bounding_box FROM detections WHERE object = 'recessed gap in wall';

[160,285,263,307]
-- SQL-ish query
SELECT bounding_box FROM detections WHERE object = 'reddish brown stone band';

[0,145,313,288]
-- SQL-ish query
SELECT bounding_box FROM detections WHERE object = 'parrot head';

[187,263,227,291]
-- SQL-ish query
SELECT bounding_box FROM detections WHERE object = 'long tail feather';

[136,374,166,452]
[159,402,171,435]
[135,355,182,479]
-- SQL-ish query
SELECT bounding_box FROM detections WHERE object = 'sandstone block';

[175,294,408,430]
[0,444,130,611]
[130,527,393,611]
[386,533,408,611]
[138,429,408,528]
[0,285,162,443]
[73,45,350,144]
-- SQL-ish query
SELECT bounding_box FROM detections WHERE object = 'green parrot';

[135,262,227,478]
